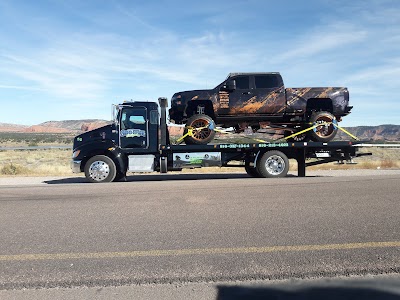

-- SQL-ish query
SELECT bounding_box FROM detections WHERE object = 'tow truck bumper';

[70,159,82,173]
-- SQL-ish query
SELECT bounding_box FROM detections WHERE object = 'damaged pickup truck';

[169,72,352,144]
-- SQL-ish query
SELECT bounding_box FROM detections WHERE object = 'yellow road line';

[1,241,399,262]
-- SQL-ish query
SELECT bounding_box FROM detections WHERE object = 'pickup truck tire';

[84,155,117,183]
[184,114,216,145]
[256,150,289,178]
[309,111,338,142]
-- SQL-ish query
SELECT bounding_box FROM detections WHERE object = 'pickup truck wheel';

[256,150,289,178]
[245,161,261,178]
[84,155,116,183]
[309,111,338,142]
[184,114,216,145]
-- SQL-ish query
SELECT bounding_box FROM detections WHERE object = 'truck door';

[217,75,254,115]
[252,74,286,114]
[119,107,148,149]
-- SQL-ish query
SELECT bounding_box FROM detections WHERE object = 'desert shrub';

[380,159,398,169]
[1,162,28,175]
[357,160,377,169]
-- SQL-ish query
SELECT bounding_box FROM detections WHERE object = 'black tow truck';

[71,98,366,183]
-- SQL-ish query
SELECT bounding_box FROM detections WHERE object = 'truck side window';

[234,76,250,89]
[121,108,146,129]
[255,75,280,88]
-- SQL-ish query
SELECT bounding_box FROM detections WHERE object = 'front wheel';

[309,111,338,142]
[84,155,117,183]
[183,114,216,145]
[256,150,289,178]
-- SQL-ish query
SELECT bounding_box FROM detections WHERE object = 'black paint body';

[169,72,351,127]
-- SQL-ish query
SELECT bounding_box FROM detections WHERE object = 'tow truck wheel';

[160,157,168,173]
[309,111,338,142]
[245,161,261,177]
[256,150,289,178]
[184,114,216,145]
[84,155,117,183]
[113,172,126,182]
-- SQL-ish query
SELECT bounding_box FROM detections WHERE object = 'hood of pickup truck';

[172,90,214,103]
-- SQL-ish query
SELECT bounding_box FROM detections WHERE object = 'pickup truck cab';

[169,72,352,144]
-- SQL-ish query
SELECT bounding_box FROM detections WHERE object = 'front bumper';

[70,159,82,173]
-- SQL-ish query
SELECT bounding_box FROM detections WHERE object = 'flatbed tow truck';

[71,98,369,183]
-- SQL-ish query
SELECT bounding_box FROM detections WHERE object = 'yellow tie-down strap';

[281,121,359,142]
[176,124,270,144]
[176,120,359,144]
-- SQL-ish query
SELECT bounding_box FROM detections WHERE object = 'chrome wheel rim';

[88,161,110,181]
[265,155,285,175]
[314,116,334,137]
[191,119,212,141]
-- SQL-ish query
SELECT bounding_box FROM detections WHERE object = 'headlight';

[72,150,81,159]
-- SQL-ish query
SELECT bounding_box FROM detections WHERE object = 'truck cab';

[71,101,161,182]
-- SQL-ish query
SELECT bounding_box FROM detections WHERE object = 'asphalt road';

[1,170,400,299]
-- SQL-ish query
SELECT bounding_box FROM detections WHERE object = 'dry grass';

[0,147,399,177]
[0,149,72,176]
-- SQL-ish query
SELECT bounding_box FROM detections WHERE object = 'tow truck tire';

[309,111,338,142]
[84,155,117,183]
[245,161,261,177]
[256,150,289,178]
[160,157,168,173]
[113,172,126,182]
[184,114,216,145]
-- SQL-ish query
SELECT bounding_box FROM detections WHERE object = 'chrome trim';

[71,160,82,173]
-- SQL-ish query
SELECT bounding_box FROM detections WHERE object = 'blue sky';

[0,0,399,126]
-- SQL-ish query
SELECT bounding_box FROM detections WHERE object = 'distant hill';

[0,120,110,133]
[0,123,29,132]
[336,124,400,142]
[0,121,399,141]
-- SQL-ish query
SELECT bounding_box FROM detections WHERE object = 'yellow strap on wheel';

[176,125,209,144]
[280,121,359,142]
[176,127,194,144]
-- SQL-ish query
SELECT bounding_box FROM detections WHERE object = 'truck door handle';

[242,91,251,95]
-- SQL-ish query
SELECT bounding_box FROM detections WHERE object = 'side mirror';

[223,80,236,91]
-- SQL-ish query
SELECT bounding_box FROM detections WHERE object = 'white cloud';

[0,0,399,126]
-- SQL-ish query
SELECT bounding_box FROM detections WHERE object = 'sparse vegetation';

[0,162,28,175]
[0,132,74,147]
[0,149,73,176]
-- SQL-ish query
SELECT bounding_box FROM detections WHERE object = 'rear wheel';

[256,150,289,178]
[160,157,168,173]
[309,111,338,142]
[245,161,261,177]
[84,155,116,183]
[184,114,216,145]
